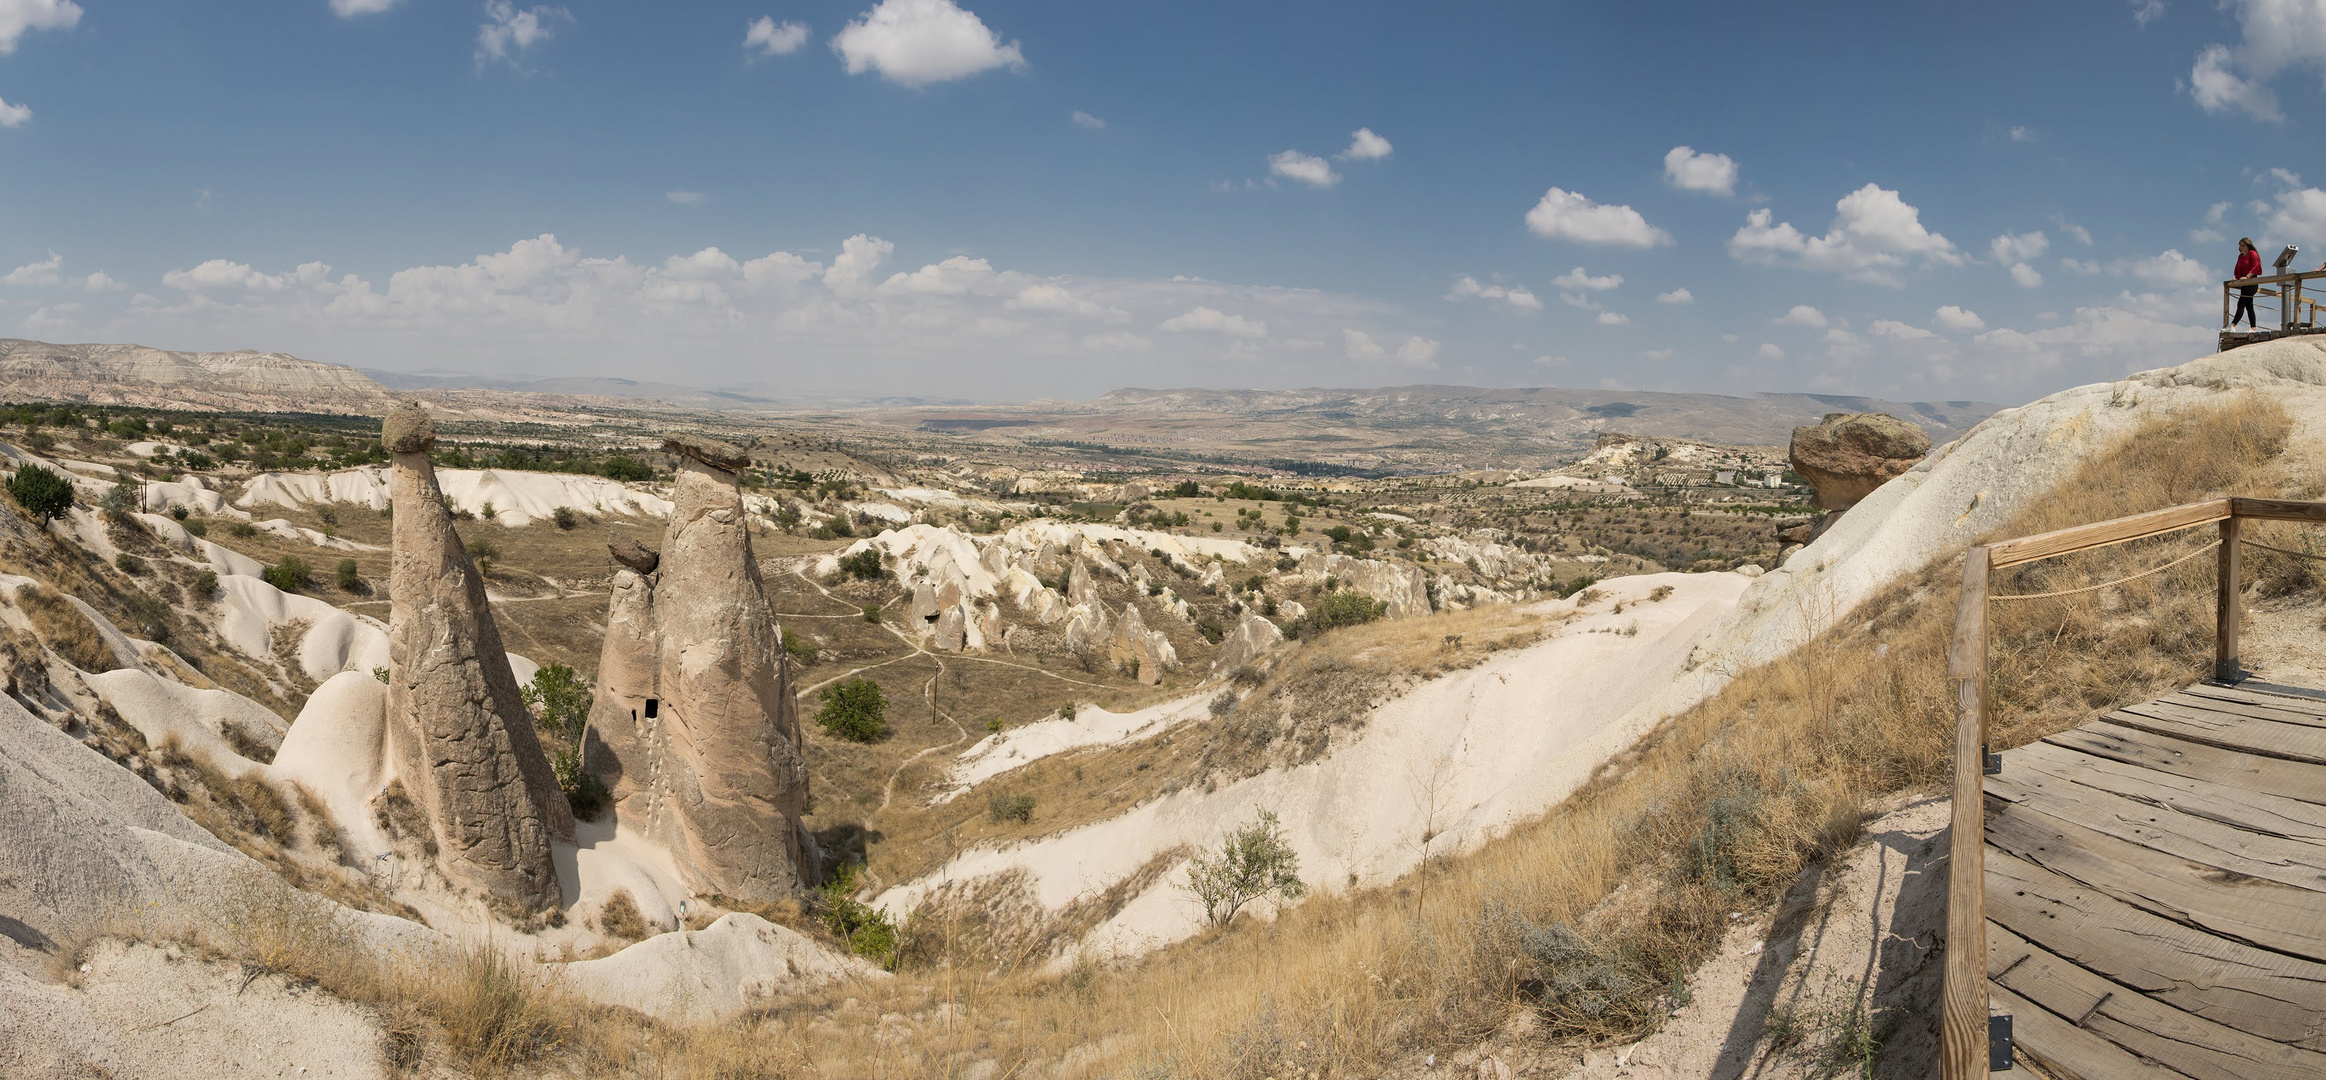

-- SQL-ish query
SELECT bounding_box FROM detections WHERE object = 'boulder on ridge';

[1789,412,1930,511]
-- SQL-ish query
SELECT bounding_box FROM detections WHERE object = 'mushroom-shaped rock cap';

[662,434,751,473]
[609,534,660,574]
[382,402,437,454]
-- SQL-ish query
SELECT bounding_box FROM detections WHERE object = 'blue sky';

[3,0,2325,404]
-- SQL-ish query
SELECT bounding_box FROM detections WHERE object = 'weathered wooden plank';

[1943,544,1993,1080]
[1989,500,2231,568]
[1988,767,2326,893]
[2011,741,2326,841]
[2130,698,2326,739]
[1985,796,2326,961]
[2231,498,2326,524]
[2105,706,2326,766]
[1989,921,2326,1080]
[1989,981,2195,1080]
[1987,849,2326,1049]
[2220,517,2242,684]
[2162,688,2326,730]
[2046,722,2326,808]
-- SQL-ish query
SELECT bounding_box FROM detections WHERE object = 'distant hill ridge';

[0,338,394,414]
[1086,384,2001,445]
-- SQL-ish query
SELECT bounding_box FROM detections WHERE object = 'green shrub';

[986,792,1036,824]
[183,518,207,537]
[334,558,362,592]
[819,863,898,968]
[193,569,219,600]
[1182,809,1307,927]
[6,464,73,523]
[520,663,592,739]
[262,557,312,594]
[815,678,888,742]
[861,605,880,623]
[229,520,257,539]
[115,553,145,575]
[1171,480,1200,498]
[1311,591,1387,630]
[836,548,886,580]
[551,506,580,530]
[599,455,652,482]
[781,628,818,667]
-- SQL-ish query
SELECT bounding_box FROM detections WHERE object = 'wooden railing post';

[2218,515,2243,683]
[1942,545,1994,1080]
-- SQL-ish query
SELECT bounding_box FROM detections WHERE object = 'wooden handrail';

[1939,497,2326,1078]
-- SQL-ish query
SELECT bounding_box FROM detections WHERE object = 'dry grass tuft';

[597,889,650,942]
[13,582,115,672]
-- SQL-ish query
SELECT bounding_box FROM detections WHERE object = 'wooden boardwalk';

[1982,680,2326,1079]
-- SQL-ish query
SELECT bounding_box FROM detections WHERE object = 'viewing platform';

[1942,499,2326,1079]
[2219,262,2326,352]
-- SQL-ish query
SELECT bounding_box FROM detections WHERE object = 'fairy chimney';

[380,401,570,911]
[590,434,814,901]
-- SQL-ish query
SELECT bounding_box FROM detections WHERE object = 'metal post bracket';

[1989,1013,2014,1071]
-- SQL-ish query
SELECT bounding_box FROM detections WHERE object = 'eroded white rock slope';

[876,340,2326,962]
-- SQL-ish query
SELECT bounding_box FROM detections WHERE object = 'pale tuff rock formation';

[590,434,814,902]
[381,402,570,911]
[1788,412,1930,512]
[1210,611,1285,675]
[1108,602,1178,685]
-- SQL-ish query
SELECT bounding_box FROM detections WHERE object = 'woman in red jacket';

[2233,238,2263,329]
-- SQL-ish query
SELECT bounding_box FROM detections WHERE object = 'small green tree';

[334,558,362,592]
[1184,809,1307,927]
[1311,591,1387,630]
[7,464,74,524]
[816,677,888,742]
[836,548,886,580]
[102,477,140,517]
[262,557,312,594]
[599,455,652,482]
[521,662,593,738]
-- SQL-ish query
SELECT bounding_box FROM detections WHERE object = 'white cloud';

[2052,215,2094,245]
[1656,288,1694,305]
[2009,262,2044,288]
[2008,125,2036,142]
[744,17,809,56]
[880,255,995,295]
[25,302,77,333]
[1338,127,1392,161]
[823,233,893,297]
[0,0,79,55]
[666,190,706,206]
[1933,305,1986,331]
[1445,275,1541,311]
[2263,178,2326,245]
[1162,306,1266,338]
[1342,329,1385,360]
[162,258,334,295]
[1070,110,1106,129]
[1758,343,1785,360]
[1662,146,1737,196]
[2130,0,2165,27]
[1775,304,1827,328]
[0,96,29,128]
[833,0,1024,87]
[81,271,122,292]
[1005,283,1126,320]
[2206,201,2231,225]
[1532,354,1568,368]
[1080,331,1150,351]
[1524,188,1672,248]
[330,0,397,17]
[2126,249,2212,288]
[2190,228,2226,245]
[2191,43,2283,121]
[1869,319,1937,341]
[1396,336,1441,369]
[1550,267,1622,292]
[477,2,568,67]
[1595,311,1629,326]
[1727,184,1964,285]
[1989,230,2048,264]
[1267,150,1338,188]
[1639,349,1673,361]
[4,250,60,286]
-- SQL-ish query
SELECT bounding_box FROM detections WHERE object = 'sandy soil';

[0,939,399,1080]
